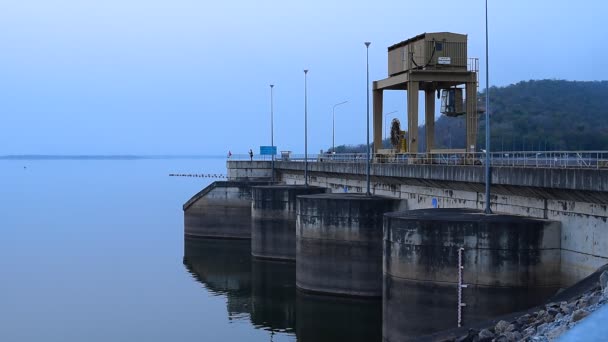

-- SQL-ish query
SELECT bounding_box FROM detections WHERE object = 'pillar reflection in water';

[296,292,381,342]
[251,259,296,333]
[183,237,252,319]
[184,236,382,341]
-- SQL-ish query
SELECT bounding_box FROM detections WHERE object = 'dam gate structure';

[373,32,479,155]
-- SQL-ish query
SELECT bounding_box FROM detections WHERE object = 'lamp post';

[484,0,492,214]
[332,101,348,153]
[304,69,309,186]
[384,110,398,143]
[365,42,371,196]
[270,84,275,182]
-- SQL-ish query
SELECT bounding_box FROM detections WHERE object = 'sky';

[0,0,605,155]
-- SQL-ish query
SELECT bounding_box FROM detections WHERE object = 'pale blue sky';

[0,0,605,155]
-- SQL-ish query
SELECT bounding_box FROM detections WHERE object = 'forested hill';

[474,79,608,151]
[330,80,608,153]
[430,79,608,151]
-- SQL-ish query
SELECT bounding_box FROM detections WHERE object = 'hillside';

[331,80,608,153]
[476,79,608,151]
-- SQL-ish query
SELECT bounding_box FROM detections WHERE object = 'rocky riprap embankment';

[448,270,608,342]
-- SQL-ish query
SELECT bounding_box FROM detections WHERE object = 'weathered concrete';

[271,160,608,196]
[224,161,608,286]
[252,185,327,260]
[273,166,608,287]
[227,160,273,181]
[296,193,403,297]
[184,181,270,239]
[383,208,561,341]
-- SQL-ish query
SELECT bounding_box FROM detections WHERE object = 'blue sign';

[260,146,277,155]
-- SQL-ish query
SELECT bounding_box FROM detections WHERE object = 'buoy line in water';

[169,173,226,178]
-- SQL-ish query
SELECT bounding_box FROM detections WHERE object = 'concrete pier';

[382,208,561,341]
[251,185,326,260]
[184,181,269,239]
[296,193,402,297]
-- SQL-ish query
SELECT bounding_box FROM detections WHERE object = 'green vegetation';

[329,80,608,153]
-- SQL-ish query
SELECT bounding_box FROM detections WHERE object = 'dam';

[182,153,608,339]
[182,32,608,340]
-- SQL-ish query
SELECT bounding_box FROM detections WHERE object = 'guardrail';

[228,151,608,170]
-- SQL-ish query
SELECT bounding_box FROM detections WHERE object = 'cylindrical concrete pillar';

[252,185,327,260]
[383,208,561,341]
[296,193,401,297]
[184,181,258,239]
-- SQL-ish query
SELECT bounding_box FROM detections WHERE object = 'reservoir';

[0,157,382,342]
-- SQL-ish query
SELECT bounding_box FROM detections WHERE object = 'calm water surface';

[0,158,380,341]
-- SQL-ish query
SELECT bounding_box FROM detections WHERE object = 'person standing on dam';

[249,149,253,161]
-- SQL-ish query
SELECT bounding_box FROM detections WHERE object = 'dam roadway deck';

[226,157,608,286]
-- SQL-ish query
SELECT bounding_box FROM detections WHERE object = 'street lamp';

[332,101,348,153]
[384,110,397,143]
[484,0,492,214]
[365,41,371,196]
[270,84,275,182]
[304,69,309,186]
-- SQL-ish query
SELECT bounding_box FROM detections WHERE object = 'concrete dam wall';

[251,185,327,260]
[184,160,608,338]
[296,193,402,297]
[258,160,608,286]
[184,180,271,239]
[382,208,561,340]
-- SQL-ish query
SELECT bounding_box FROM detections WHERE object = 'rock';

[546,324,568,341]
[523,326,536,337]
[534,310,552,324]
[455,329,478,342]
[545,302,559,309]
[560,302,575,315]
[536,310,547,319]
[494,320,511,335]
[513,331,524,341]
[587,294,601,306]
[547,307,560,316]
[571,309,589,322]
[478,328,494,341]
[575,298,585,308]
[493,335,508,342]
[536,322,550,335]
[599,270,608,291]
[555,312,564,321]
[516,313,532,326]
[503,331,523,341]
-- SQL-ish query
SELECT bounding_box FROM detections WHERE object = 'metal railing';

[228,151,608,170]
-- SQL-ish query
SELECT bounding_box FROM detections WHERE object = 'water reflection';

[183,236,382,341]
[251,259,296,333]
[296,292,382,342]
[183,237,252,320]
